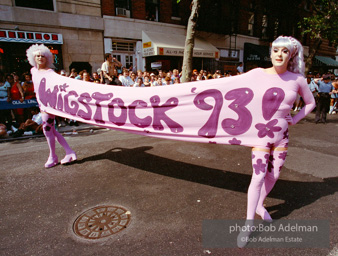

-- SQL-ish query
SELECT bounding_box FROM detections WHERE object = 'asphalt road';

[0,112,337,256]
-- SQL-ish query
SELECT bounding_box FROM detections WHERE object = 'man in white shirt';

[14,107,43,136]
[237,62,244,74]
[101,53,122,85]
[119,70,134,87]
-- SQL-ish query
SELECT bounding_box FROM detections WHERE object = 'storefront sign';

[154,47,217,58]
[143,42,152,48]
[247,54,261,61]
[143,47,155,57]
[151,62,162,69]
[0,30,63,44]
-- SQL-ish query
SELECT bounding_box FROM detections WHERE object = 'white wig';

[272,36,305,76]
[26,44,54,68]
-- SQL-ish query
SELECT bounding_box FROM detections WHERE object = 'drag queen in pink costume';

[26,44,77,168]
[27,37,315,244]
[237,36,316,247]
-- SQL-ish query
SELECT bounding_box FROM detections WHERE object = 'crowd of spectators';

[0,58,337,138]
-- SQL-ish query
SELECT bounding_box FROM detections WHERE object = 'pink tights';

[42,113,75,165]
[247,147,288,221]
[238,146,288,247]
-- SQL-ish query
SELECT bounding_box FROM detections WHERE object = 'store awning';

[244,43,270,62]
[0,29,63,44]
[142,31,219,59]
[314,56,338,68]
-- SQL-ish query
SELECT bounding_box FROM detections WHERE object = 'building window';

[248,13,255,36]
[15,0,54,11]
[262,15,268,39]
[112,42,135,52]
[146,0,159,21]
[125,55,134,69]
[115,0,131,17]
[274,19,279,38]
[172,0,180,17]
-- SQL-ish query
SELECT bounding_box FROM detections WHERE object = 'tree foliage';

[299,0,337,44]
[298,0,337,73]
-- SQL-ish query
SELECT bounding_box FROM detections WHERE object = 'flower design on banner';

[253,158,267,175]
[278,151,287,161]
[266,142,274,149]
[255,119,282,138]
[283,128,289,140]
[252,154,256,159]
[229,138,241,145]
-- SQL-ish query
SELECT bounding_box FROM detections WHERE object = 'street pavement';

[0,112,337,256]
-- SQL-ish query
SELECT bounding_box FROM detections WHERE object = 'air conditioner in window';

[116,8,130,17]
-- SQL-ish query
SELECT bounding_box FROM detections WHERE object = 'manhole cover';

[73,205,131,240]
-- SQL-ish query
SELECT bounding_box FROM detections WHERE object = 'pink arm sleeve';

[292,77,316,124]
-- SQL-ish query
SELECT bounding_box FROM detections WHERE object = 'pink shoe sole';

[45,157,59,168]
[61,153,77,165]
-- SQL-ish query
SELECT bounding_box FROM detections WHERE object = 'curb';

[0,126,106,143]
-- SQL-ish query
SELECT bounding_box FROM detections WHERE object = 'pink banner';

[31,67,309,148]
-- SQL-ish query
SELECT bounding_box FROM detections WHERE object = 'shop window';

[248,13,255,36]
[261,15,268,39]
[146,0,159,22]
[15,0,54,11]
[115,0,131,18]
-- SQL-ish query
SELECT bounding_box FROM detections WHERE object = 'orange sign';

[143,42,151,48]
[159,48,164,55]
[215,51,219,58]
[50,49,59,54]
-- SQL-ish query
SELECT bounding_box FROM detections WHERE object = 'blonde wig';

[26,44,54,68]
[271,36,305,76]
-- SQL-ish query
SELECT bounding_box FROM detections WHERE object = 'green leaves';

[298,0,337,44]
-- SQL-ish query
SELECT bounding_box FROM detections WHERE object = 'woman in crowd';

[133,77,145,87]
[21,73,35,100]
[237,36,316,247]
[26,44,77,168]
[0,71,12,130]
[143,76,151,87]
[9,72,25,124]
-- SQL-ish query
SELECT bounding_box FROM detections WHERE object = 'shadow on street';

[76,146,338,220]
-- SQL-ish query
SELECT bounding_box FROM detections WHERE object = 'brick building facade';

[0,0,336,75]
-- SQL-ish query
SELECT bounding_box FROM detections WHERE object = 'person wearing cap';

[306,72,318,101]
[314,74,335,123]
[149,73,156,85]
